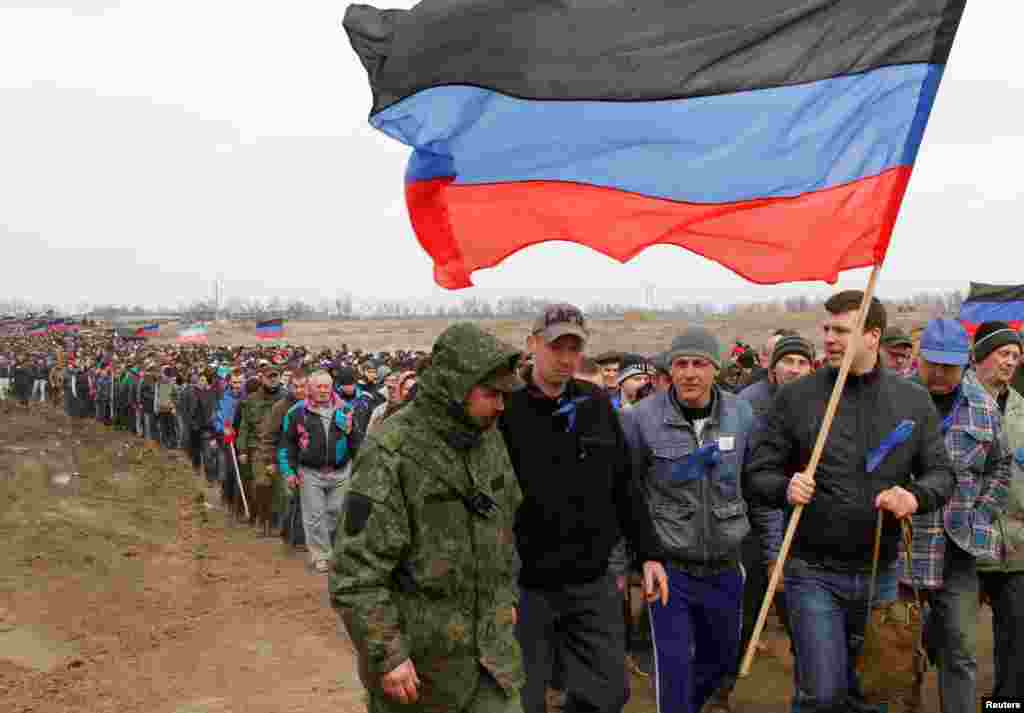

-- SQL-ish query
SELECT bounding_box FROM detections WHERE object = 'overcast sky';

[0,1,1020,310]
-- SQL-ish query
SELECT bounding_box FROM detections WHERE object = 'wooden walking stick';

[229,442,251,520]
[739,263,882,677]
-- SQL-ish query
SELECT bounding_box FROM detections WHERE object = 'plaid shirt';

[902,369,1013,590]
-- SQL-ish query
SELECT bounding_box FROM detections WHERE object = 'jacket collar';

[953,369,997,442]
[662,384,721,428]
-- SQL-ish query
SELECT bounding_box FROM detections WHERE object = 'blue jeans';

[785,557,896,713]
[648,564,743,713]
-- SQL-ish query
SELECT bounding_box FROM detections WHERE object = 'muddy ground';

[0,402,994,712]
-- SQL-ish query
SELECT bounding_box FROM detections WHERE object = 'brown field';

[0,390,991,713]
[148,309,934,355]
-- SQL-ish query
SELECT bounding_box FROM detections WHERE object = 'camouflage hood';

[417,323,521,407]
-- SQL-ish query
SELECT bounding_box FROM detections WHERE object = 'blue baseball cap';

[919,319,970,366]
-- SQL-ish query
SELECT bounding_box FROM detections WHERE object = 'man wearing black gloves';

[500,303,652,713]
[747,290,954,713]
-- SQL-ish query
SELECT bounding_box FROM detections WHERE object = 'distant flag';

[177,323,209,344]
[29,322,48,337]
[959,283,1024,336]
[134,323,160,338]
[47,318,66,333]
[256,318,284,341]
[345,0,967,289]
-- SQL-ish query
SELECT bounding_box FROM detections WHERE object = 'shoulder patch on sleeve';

[1015,447,1024,467]
[343,492,373,537]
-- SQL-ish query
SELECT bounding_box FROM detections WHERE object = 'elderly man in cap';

[970,321,1024,700]
[500,304,650,713]
[621,327,777,713]
[332,323,526,713]
[903,319,1012,712]
[881,327,916,377]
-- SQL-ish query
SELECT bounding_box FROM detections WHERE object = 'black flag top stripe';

[344,0,967,116]
[965,283,1024,304]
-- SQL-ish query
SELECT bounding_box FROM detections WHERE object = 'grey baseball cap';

[531,303,589,344]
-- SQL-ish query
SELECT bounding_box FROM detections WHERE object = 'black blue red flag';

[345,0,967,289]
[959,283,1024,336]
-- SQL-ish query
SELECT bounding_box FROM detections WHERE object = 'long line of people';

[2,306,1023,713]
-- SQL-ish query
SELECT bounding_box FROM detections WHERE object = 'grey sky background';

[0,1,1020,310]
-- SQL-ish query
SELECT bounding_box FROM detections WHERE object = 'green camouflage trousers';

[367,671,522,713]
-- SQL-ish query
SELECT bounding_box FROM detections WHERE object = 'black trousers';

[516,573,628,713]
[978,570,1024,698]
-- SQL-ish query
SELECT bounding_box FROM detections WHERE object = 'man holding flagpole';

[747,291,953,713]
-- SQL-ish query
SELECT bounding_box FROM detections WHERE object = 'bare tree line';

[1,289,965,323]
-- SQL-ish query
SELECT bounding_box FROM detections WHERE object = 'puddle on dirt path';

[0,626,80,673]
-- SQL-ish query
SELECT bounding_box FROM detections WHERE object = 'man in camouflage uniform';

[237,365,284,531]
[331,323,526,713]
[265,369,309,535]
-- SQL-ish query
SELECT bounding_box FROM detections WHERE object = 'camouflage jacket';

[330,324,524,713]
[237,387,278,466]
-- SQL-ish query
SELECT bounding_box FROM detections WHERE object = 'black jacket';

[500,373,649,589]
[747,362,953,571]
[12,366,34,400]
[278,401,353,475]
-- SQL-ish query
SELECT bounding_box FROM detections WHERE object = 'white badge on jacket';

[718,435,735,452]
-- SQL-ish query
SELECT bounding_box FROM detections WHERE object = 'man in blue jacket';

[621,327,781,713]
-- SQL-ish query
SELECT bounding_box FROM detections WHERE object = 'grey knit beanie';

[665,328,721,370]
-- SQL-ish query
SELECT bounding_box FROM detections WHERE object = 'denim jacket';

[621,386,782,569]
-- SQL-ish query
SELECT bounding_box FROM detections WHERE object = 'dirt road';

[0,404,995,713]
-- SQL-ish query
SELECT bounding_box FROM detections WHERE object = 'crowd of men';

[1,296,1023,713]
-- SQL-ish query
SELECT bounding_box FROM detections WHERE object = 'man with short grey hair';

[278,370,355,573]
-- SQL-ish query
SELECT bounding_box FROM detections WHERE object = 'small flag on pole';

[134,323,160,338]
[177,323,209,344]
[47,318,66,333]
[959,283,1024,336]
[29,322,48,337]
[256,318,284,341]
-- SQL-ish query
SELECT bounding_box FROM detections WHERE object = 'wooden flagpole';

[738,262,882,678]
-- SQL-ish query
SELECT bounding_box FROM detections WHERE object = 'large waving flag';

[959,283,1024,336]
[345,0,966,289]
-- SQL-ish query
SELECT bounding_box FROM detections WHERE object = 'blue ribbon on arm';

[554,395,591,433]
[866,420,916,474]
[669,442,721,482]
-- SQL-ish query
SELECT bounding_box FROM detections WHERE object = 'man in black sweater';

[500,304,651,713]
